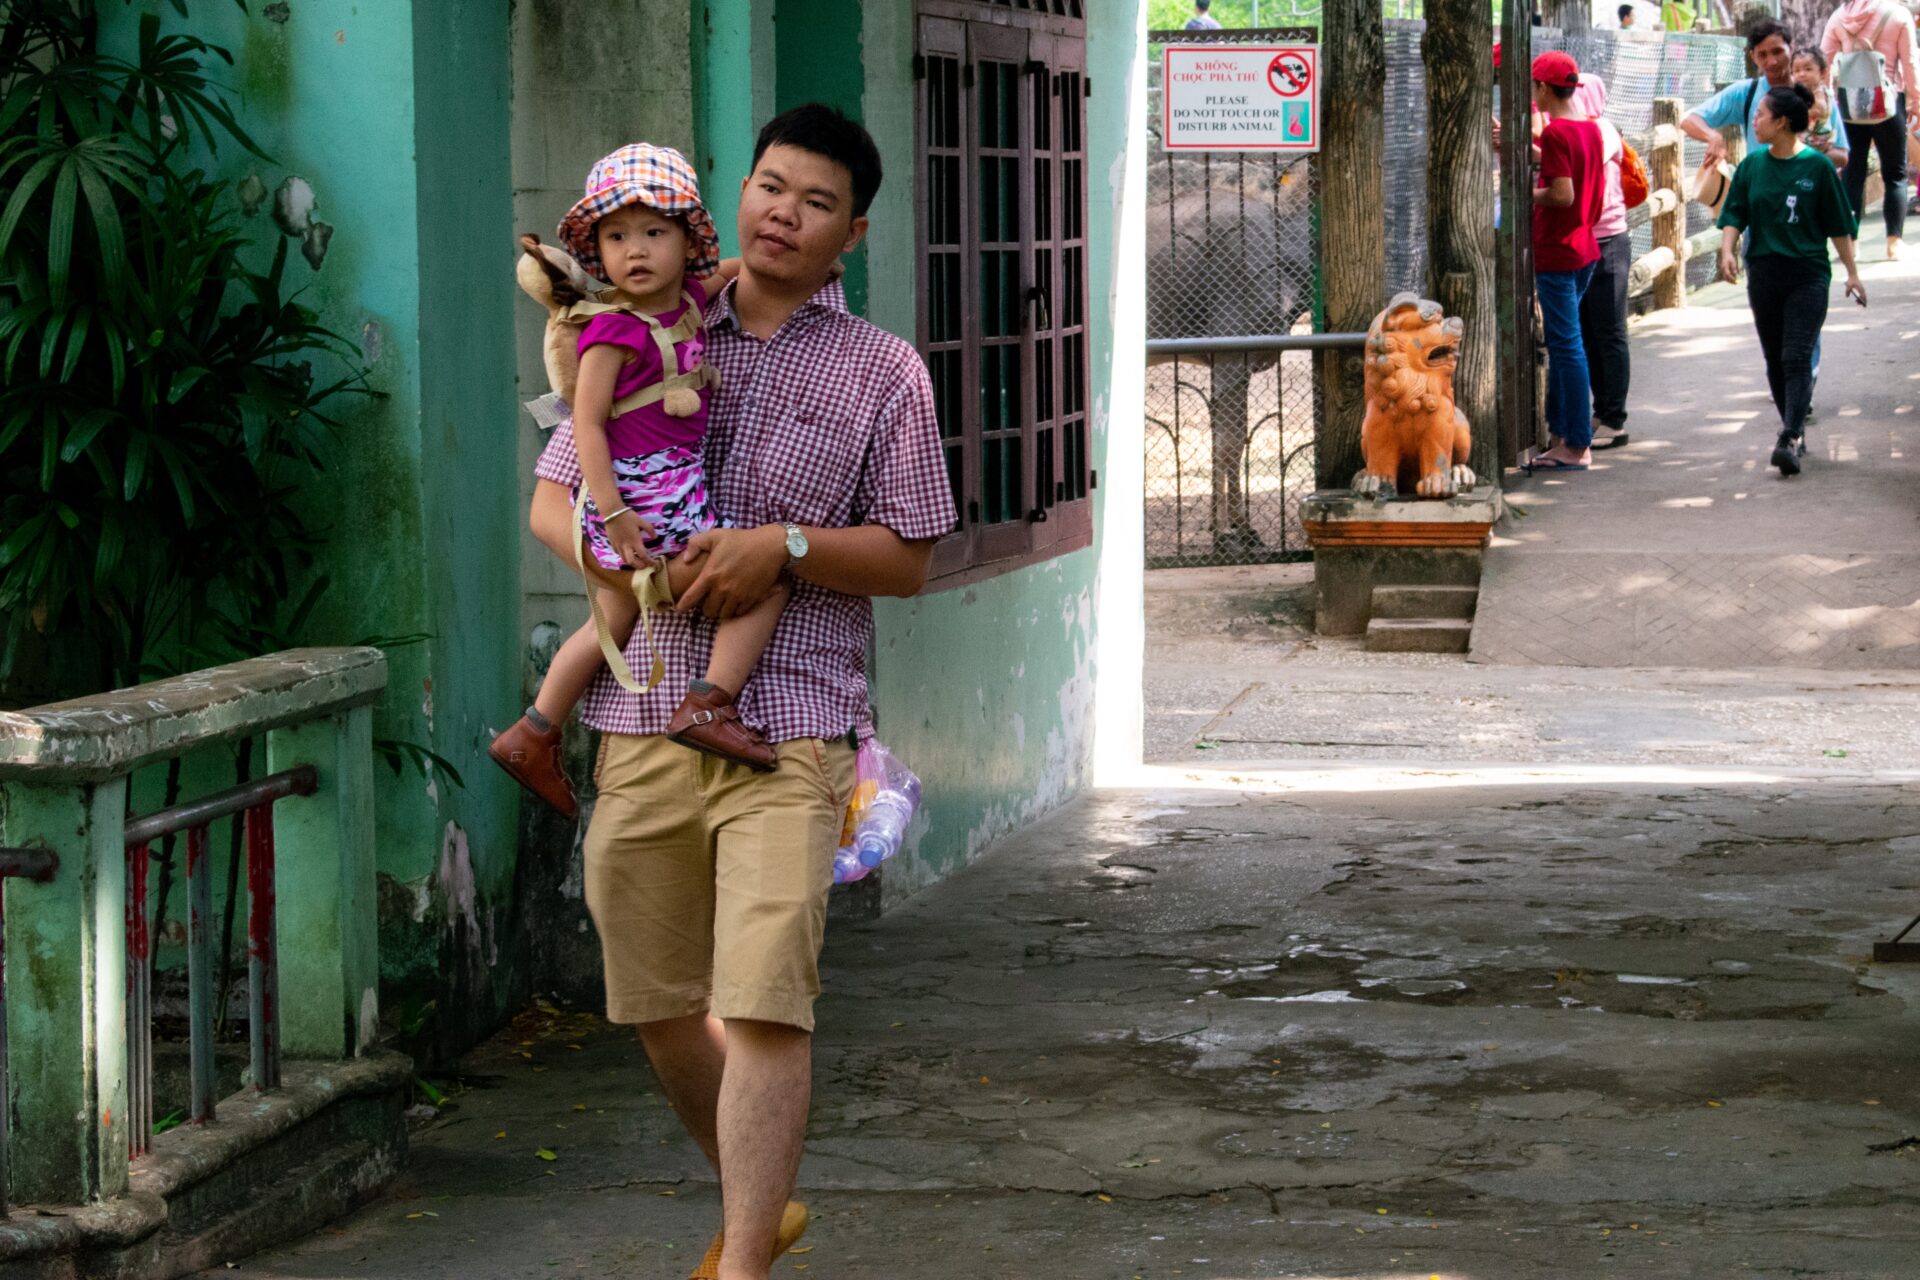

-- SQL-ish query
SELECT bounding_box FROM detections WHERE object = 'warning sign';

[1163,44,1320,152]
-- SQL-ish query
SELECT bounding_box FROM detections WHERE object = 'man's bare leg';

[716,1019,812,1280]
[636,1013,728,1174]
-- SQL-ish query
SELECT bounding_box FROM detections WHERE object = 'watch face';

[786,526,809,558]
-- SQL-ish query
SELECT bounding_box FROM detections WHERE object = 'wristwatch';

[782,522,810,568]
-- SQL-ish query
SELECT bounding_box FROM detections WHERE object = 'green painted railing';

[0,648,385,1209]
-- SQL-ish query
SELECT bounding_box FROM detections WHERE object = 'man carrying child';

[529,104,955,1280]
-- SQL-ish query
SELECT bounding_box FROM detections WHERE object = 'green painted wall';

[410,0,524,1043]
[772,0,869,312]
[110,1,524,1054]
[856,2,1144,903]
[693,0,872,311]
[692,1,778,259]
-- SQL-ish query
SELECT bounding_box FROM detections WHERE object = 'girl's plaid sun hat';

[558,143,720,283]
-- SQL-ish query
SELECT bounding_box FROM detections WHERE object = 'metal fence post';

[266,707,379,1060]
[0,780,130,1205]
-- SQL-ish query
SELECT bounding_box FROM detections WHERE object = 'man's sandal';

[689,1201,809,1280]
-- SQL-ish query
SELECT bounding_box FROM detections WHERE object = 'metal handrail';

[1147,332,1368,357]
[123,766,317,847]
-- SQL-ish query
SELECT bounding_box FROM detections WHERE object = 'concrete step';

[1365,618,1473,654]
[1371,584,1479,621]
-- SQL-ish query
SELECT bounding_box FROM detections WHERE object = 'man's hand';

[676,525,787,619]
[1704,133,1728,168]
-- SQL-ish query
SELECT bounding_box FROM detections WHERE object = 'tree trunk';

[1778,2,1830,51]
[1207,355,1255,554]
[1496,0,1539,466]
[1540,0,1590,31]
[1315,0,1385,491]
[1424,0,1497,484]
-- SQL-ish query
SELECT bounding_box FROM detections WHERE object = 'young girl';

[1716,85,1866,479]
[490,144,785,817]
[1791,48,1850,172]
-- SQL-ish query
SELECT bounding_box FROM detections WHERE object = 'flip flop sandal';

[1525,456,1590,473]
[1591,430,1629,450]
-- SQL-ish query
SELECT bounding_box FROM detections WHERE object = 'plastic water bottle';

[831,740,923,884]
[833,847,870,884]
[854,791,915,868]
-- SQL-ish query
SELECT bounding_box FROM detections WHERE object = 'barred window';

[917,1,1093,586]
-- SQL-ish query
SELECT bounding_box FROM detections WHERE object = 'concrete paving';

[193,221,1920,1280]
[1473,222,1920,669]
[202,571,1920,1280]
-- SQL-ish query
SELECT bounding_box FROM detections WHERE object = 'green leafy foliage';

[0,1,364,695]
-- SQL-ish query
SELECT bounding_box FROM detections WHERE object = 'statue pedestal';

[1302,486,1501,637]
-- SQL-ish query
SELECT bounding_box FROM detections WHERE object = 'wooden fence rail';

[1636,96,1688,309]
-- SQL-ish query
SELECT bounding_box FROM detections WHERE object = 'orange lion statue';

[1352,293,1475,499]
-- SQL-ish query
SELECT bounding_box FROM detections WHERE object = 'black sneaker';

[1772,431,1801,476]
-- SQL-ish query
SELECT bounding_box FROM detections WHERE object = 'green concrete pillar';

[693,0,776,258]
[1,779,129,1204]
[267,707,379,1059]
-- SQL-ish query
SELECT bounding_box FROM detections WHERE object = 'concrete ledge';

[0,649,386,783]
[0,1051,409,1279]
[1301,485,1502,548]
[1304,488,1500,636]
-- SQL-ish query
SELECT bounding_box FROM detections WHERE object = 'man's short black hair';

[1544,82,1576,100]
[751,103,884,218]
[1747,16,1790,51]
[1617,3,1634,18]
[1196,0,1211,10]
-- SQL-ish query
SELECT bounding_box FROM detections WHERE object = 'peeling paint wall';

[860,2,1144,906]
[511,0,699,1004]
[514,0,696,713]
[112,1,524,1057]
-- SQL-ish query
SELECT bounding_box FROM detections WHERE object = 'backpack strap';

[562,288,719,419]
[1743,77,1759,129]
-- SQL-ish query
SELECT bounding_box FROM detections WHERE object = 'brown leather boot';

[487,714,579,817]
[665,683,778,772]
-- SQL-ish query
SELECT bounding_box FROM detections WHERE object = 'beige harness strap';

[608,364,720,417]
[573,488,674,692]
[561,289,717,419]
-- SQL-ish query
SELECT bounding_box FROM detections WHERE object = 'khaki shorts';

[584,733,857,1031]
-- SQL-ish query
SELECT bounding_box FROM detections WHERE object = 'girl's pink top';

[1823,0,1920,97]
[577,273,710,459]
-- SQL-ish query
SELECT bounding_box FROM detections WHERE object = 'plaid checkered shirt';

[535,279,957,742]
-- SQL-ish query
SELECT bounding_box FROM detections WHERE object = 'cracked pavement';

[212,582,1920,1279]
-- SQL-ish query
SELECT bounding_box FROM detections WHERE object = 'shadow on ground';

[214,771,1920,1279]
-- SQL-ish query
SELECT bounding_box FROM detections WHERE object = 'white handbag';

[1835,7,1902,126]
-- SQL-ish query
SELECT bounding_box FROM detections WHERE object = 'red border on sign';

[1162,44,1319,151]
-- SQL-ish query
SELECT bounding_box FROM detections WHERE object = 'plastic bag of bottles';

[831,739,922,885]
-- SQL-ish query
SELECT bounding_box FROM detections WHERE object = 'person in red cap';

[1526,50,1609,474]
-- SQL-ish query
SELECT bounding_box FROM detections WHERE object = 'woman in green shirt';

[1717,84,1867,477]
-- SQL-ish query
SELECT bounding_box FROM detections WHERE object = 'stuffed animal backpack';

[1835,6,1902,126]
[514,232,718,431]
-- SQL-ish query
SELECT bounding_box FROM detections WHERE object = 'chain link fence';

[1384,22,1750,298]
[1146,28,1320,568]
